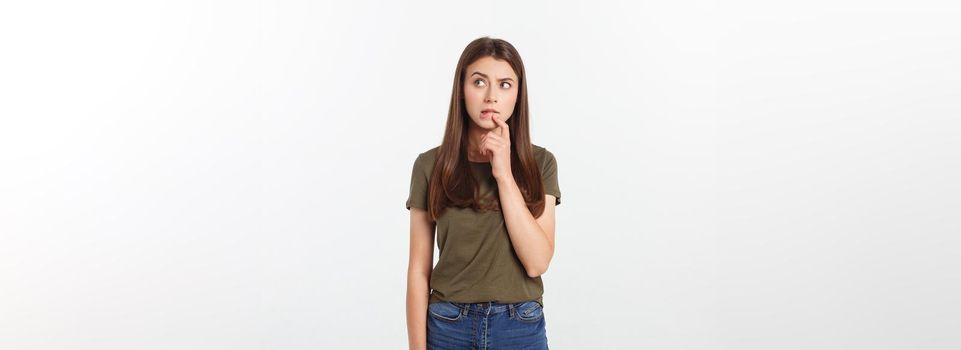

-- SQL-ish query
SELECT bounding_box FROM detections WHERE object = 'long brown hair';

[427,36,546,221]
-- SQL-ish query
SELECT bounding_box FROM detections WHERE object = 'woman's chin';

[470,118,496,129]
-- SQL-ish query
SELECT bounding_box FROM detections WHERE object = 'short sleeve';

[541,149,561,206]
[406,153,429,210]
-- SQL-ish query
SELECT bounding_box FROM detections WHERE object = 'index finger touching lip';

[495,115,508,136]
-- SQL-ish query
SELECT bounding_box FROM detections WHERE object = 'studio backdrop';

[1,0,958,349]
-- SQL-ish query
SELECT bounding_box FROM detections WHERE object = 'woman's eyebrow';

[471,71,515,82]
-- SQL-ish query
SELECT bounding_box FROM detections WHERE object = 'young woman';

[405,37,561,350]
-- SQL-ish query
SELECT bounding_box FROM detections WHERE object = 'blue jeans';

[426,300,549,350]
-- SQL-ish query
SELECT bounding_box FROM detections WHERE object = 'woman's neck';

[465,124,491,163]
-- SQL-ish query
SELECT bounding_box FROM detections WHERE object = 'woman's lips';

[481,110,498,118]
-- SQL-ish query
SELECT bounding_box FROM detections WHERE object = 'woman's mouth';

[481,109,498,118]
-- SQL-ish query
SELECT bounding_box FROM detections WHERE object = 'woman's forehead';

[466,57,517,79]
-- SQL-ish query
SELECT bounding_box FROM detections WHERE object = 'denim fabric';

[426,300,548,350]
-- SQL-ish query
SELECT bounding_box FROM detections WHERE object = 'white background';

[1,0,959,349]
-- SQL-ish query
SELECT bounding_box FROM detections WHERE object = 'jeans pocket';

[512,300,544,323]
[428,301,465,322]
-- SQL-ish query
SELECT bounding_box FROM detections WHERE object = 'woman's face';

[463,56,519,130]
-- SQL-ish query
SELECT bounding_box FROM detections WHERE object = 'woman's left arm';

[481,114,556,278]
[497,178,556,278]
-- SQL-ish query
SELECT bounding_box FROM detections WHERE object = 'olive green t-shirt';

[406,144,561,307]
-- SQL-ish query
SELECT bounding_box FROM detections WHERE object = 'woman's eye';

[500,82,512,89]
[474,79,486,87]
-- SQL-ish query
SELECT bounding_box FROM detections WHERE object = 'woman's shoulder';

[531,144,556,164]
[412,145,441,169]
[421,145,441,157]
[418,145,440,159]
[414,144,553,166]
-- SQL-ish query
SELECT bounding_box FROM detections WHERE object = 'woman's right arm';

[406,207,435,350]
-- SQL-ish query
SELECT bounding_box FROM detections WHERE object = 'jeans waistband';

[447,301,529,315]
